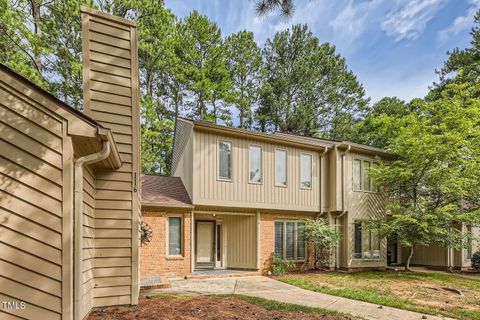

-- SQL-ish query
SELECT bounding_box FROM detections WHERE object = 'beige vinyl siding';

[195,212,257,269]
[192,130,320,212]
[407,246,447,267]
[82,7,140,308]
[344,152,386,268]
[0,76,65,320]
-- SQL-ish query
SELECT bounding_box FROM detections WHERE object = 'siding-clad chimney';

[80,7,140,307]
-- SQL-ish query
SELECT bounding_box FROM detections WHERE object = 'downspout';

[335,144,351,269]
[74,140,110,320]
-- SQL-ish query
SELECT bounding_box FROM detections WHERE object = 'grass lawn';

[88,294,361,319]
[278,270,480,320]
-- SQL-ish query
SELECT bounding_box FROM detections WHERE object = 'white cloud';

[329,0,383,42]
[438,0,480,41]
[381,0,444,41]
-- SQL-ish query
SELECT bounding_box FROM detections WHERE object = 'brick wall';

[140,210,191,278]
[259,212,315,274]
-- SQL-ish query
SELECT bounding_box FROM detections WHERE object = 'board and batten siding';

[0,72,69,320]
[192,130,320,212]
[172,120,194,199]
[344,152,387,268]
[81,7,140,308]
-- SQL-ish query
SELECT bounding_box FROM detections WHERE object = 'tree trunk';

[406,246,414,271]
[31,0,43,72]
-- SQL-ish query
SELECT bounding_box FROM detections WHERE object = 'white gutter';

[335,144,351,269]
[74,140,110,320]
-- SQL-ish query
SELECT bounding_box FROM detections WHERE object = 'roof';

[177,117,332,151]
[0,63,101,128]
[141,175,193,208]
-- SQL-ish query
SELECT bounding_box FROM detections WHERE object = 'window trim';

[166,215,184,258]
[248,144,263,185]
[217,139,233,182]
[274,220,307,262]
[352,157,380,193]
[275,148,288,187]
[300,152,313,190]
[353,220,382,261]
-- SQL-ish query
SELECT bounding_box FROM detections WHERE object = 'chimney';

[80,6,140,306]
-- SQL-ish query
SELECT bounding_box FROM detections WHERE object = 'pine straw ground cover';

[277,270,480,320]
[88,294,361,320]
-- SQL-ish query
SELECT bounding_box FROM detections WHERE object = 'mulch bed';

[87,296,354,320]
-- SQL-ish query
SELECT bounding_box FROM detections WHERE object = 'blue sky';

[164,0,479,103]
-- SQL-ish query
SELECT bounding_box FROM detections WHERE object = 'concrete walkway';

[144,276,456,320]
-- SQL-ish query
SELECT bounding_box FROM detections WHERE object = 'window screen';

[275,149,287,186]
[249,145,262,183]
[219,141,232,179]
[168,217,182,255]
[300,153,312,188]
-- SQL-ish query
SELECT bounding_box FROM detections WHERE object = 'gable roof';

[141,174,193,208]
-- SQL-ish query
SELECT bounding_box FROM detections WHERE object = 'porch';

[192,211,259,272]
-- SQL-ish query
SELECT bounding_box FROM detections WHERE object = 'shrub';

[472,251,480,271]
[271,253,295,275]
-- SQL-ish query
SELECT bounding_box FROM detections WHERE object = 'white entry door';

[196,221,215,265]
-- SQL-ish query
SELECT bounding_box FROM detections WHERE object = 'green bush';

[472,251,480,271]
[271,253,295,275]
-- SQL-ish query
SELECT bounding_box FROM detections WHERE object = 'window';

[275,149,287,186]
[300,153,312,189]
[354,221,381,259]
[249,145,262,183]
[274,221,306,261]
[363,161,371,191]
[168,217,182,256]
[353,159,362,191]
[218,141,232,180]
[353,159,379,192]
[467,225,473,259]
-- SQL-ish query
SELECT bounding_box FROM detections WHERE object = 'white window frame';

[248,144,263,184]
[166,215,184,258]
[300,152,313,190]
[275,148,288,187]
[217,139,233,181]
[274,220,307,262]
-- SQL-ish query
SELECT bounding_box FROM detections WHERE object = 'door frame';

[195,220,216,269]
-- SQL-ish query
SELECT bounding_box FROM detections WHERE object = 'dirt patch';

[87,295,356,320]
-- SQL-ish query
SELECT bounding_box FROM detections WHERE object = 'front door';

[196,221,215,268]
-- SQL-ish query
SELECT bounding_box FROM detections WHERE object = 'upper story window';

[353,159,379,192]
[300,153,312,189]
[249,145,262,183]
[275,149,287,186]
[218,140,232,180]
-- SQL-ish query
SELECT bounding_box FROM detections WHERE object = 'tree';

[303,219,340,269]
[225,30,264,129]
[175,11,231,123]
[368,80,480,270]
[255,0,294,19]
[257,24,368,139]
[434,9,480,95]
[356,97,411,148]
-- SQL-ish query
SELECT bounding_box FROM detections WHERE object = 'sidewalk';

[144,275,456,320]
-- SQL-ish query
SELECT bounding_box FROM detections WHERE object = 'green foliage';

[271,253,295,275]
[257,24,368,139]
[303,219,340,269]
[472,252,480,271]
[367,80,480,270]
[225,30,264,129]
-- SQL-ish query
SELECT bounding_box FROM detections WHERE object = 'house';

[0,7,140,320]
[140,118,394,278]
